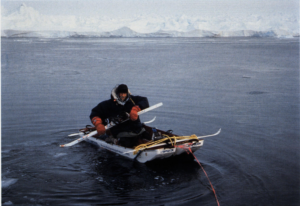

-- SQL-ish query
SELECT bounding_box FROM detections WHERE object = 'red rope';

[176,144,220,206]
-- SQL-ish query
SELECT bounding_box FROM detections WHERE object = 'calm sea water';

[2,37,299,206]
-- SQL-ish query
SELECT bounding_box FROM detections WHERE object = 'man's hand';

[130,105,141,121]
[91,117,105,135]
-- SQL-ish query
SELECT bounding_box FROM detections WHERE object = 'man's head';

[116,84,128,102]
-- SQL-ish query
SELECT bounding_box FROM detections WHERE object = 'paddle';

[60,102,163,147]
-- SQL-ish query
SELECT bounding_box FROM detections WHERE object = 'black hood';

[111,85,131,105]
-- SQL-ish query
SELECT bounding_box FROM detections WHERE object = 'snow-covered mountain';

[1,3,299,38]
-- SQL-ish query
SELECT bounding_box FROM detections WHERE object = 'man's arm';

[89,100,111,121]
[90,104,102,121]
[89,100,110,135]
[132,96,149,110]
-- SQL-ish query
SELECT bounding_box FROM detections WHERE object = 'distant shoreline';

[2,28,299,39]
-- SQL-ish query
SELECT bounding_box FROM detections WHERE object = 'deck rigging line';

[132,134,199,155]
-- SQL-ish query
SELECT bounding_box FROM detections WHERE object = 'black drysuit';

[90,95,149,141]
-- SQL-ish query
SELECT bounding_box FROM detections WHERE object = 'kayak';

[75,125,221,163]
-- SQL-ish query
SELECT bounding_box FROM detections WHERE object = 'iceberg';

[1,3,299,38]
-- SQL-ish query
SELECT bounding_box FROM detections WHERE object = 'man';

[90,84,150,147]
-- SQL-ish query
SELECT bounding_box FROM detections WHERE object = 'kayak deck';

[82,125,205,163]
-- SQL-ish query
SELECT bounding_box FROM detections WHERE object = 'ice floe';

[2,178,18,188]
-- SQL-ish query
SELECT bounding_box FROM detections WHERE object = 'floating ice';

[1,3,299,38]
[2,149,11,154]
[96,176,104,182]
[3,201,13,205]
[154,176,164,181]
[53,153,67,158]
[2,178,18,188]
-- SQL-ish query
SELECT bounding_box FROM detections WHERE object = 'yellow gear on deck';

[133,134,199,155]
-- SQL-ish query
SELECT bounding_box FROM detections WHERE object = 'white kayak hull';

[61,125,221,163]
[84,135,204,163]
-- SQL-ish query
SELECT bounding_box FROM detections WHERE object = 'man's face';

[119,93,127,101]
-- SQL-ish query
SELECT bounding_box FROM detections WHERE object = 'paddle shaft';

[60,102,163,147]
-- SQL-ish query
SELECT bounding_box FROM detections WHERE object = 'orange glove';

[91,117,105,135]
[130,105,141,121]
